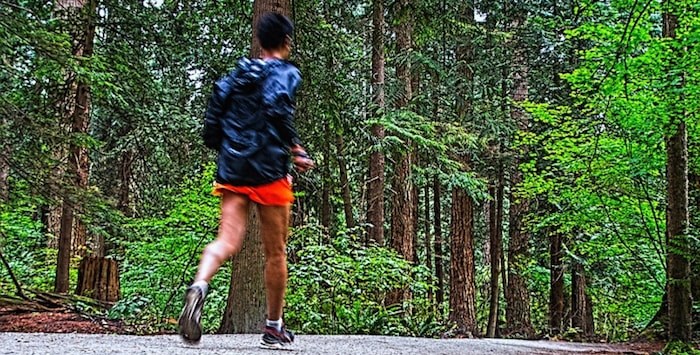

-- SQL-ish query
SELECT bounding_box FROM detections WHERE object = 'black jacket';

[203,57,302,186]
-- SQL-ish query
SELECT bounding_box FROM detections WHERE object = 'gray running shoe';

[260,325,295,350]
[178,286,205,344]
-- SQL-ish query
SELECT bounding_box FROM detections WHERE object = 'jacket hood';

[231,57,269,89]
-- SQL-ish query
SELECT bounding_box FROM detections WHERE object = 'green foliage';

[286,226,444,336]
[663,341,700,355]
[521,0,700,341]
[0,198,55,292]
[111,165,226,332]
[2,0,699,342]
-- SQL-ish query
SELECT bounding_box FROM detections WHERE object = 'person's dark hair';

[256,12,293,50]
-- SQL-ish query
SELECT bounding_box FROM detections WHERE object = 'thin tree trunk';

[320,124,332,229]
[221,0,290,333]
[336,134,355,229]
[118,149,133,217]
[56,201,74,293]
[549,231,565,335]
[433,175,444,310]
[585,291,595,337]
[424,182,433,304]
[691,173,700,330]
[663,6,691,342]
[367,0,386,245]
[487,165,504,338]
[0,141,9,202]
[571,260,593,337]
[505,13,534,338]
[54,0,96,293]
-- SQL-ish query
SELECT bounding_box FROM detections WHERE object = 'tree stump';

[76,257,120,303]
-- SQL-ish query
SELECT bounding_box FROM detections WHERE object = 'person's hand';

[291,145,315,172]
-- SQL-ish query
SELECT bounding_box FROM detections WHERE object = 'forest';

[1,0,699,351]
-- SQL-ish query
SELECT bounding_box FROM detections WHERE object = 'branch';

[0,246,28,300]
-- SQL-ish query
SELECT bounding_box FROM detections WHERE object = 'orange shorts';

[213,175,294,206]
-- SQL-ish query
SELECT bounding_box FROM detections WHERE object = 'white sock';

[266,318,283,331]
[191,280,209,296]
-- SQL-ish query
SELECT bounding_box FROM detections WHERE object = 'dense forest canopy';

[1,0,698,347]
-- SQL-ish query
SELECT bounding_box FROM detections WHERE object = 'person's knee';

[266,246,287,262]
[204,240,240,261]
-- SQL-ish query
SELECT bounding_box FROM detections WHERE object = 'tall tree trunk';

[387,0,415,306]
[118,149,133,217]
[433,175,445,310]
[691,172,700,330]
[54,0,96,293]
[0,148,8,203]
[449,172,477,335]
[220,0,290,333]
[320,124,332,229]
[549,230,565,335]
[367,0,386,245]
[487,164,504,338]
[0,120,8,201]
[571,260,594,337]
[424,182,433,304]
[448,1,477,336]
[336,134,355,229]
[220,208,266,333]
[505,12,534,338]
[663,5,691,342]
[585,291,595,337]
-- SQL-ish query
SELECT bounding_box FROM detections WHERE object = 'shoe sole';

[260,341,295,351]
[178,290,203,344]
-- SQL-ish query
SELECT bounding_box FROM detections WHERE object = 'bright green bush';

[0,201,56,292]
[285,226,443,336]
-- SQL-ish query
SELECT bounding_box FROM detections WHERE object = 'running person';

[178,12,313,349]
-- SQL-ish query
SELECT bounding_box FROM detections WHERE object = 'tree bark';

[505,13,534,338]
[336,134,355,229]
[220,207,267,333]
[424,182,433,304]
[320,124,332,229]
[448,1,477,336]
[76,257,120,303]
[387,0,415,306]
[690,172,700,330]
[663,6,691,342]
[549,231,565,335]
[449,168,477,335]
[433,175,445,311]
[0,140,9,202]
[220,0,290,333]
[118,149,134,217]
[571,260,594,337]
[367,0,386,245]
[487,166,504,338]
[54,0,96,293]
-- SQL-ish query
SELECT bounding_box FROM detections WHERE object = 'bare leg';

[195,191,249,283]
[258,203,291,320]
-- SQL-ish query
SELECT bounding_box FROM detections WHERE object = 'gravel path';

[0,333,652,355]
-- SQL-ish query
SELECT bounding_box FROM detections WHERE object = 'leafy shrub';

[285,226,444,336]
[0,201,56,292]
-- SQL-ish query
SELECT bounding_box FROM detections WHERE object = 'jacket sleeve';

[202,78,231,150]
[264,67,302,147]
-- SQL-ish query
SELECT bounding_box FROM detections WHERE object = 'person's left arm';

[265,66,314,171]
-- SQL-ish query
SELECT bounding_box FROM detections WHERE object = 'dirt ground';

[0,310,128,334]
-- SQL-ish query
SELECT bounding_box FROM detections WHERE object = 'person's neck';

[261,51,285,61]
